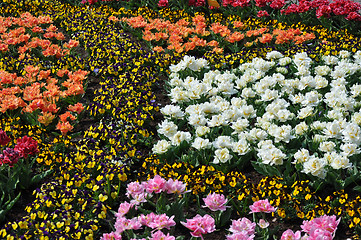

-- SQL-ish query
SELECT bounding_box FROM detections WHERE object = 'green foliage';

[0,156,52,222]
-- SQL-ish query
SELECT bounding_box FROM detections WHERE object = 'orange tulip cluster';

[117,15,315,54]
[0,12,79,60]
[0,12,88,135]
[0,67,88,135]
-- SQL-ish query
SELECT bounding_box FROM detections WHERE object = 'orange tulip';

[0,44,8,52]
[259,33,273,44]
[59,111,76,122]
[0,95,26,112]
[22,82,42,101]
[56,121,74,135]
[38,111,56,126]
[153,46,164,52]
[227,32,245,43]
[68,103,84,114]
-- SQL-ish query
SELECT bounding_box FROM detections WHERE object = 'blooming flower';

[226,232,255,240]
[126,181,145,199]
[280,229,301,240]
[249,199,276,213]
[157,0,168,7]
[163,178,188,195]
[152,140,171,154]
[115,202,134,218]
[56,121,74,135]
[67,102,84,114]
[150,230,175,240]
[145,175,166,194]
[257,219,269,228]
[203,192,229,211]
[130,192,149,205]
[147,214,176,230]
[14,136,39,158]
[228,217,256,235]
[213,148,232,164]
[138,212,157,226]
[100,232,122,240]
[0,130,11,146]
[181,214,216,238]
[308,228,333,240]
[301,215,340,237]
[0,147,20,167]
[257,10,270,18]
[114,216,142,234]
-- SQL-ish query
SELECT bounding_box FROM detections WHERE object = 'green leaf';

[251,161,281,177]
[0,192,21,222]
[0,190,5,206]
[156,193,167,213]
[6,173,20,192]
[219,207,232,227]
[31,169,54,185]
[353,186,361,192]
[167,200,185,223]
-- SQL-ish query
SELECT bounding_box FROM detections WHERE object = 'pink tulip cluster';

[102,190,341,240]
[126,175,188,205]
[101,202,177,239]
[0,130,39,167]
[301,215,340,239]
[280,215,340,240]
[101,176,188,240]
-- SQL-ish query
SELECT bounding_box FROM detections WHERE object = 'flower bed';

[1,0,361,239]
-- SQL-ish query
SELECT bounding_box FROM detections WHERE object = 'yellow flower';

[99,194,108,202]
[277,208,286,218]
[118,173,127,181]
[11,223,17,230]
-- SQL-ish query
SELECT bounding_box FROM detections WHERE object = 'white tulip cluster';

[153,50,361,179]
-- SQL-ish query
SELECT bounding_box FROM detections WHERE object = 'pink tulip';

[115,201,134,218]
[150,230,175,240]
[126,181,145,199]
[281,229,302,240]
[130,192,149,206]
[163,178,188,195]
[147,214,176,230]
[138,212,157,226]
[257,219,269,229]
[308,228,333,240]
[301,215,340,237]
[203,192,229,211]
[226,232,255,240]
[145,175,166,194]
[114,216,142,234]
[157,0,168,7]
[100,232,122,240]
[181,214,216,239]
[249,199,276,213]
[257,10,270,18]
[228,217,256,235]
